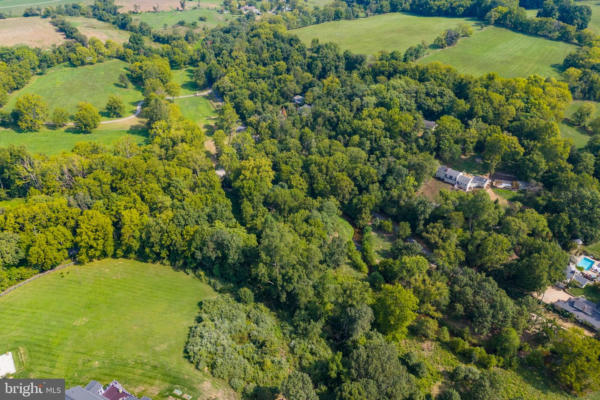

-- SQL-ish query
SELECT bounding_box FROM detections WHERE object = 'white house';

[435,166,489,192]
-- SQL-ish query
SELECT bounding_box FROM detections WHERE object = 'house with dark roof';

[66,381,150,400]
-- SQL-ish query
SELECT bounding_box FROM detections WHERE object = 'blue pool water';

[578,257,595,271]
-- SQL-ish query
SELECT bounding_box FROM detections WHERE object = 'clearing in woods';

[292,13,477,56]
[0,17,65,47]
[0,259,235,400]
[419,26,576,78]
[66,17,131,43]
[293,14,575,78]
[3,60,143,118]
[132,8,231,30]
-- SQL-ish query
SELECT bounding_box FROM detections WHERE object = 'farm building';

[435,166,490,191]
[66,380,151,400]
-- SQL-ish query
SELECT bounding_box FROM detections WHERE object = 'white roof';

[0,352,16,377]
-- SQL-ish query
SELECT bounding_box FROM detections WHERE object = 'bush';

[237,287,254,304]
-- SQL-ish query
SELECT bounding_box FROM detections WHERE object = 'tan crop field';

[0,17,65,48]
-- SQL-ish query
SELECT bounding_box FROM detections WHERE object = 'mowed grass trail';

[4,60,143,118]
[420,26,575,78]
[292,13,476,55]
[0,259,227,399]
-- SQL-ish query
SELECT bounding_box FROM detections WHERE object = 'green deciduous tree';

[75,210,114,263]
[73,102,101,133]
[14,94,48,131]
[373,283,418,339]
[105,95,125,118]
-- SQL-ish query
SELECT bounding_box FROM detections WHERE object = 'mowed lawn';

[66,17,130,43]
[4,60,143,118]
[0,259,228,399]
[292,13,477,55]
[0,120,148,155]
[133,8,232,30]
[420,27,576,78]
[173,96,216,128]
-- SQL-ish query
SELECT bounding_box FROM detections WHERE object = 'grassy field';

[419,26,575,78]
[293,13,476,56]
[0,120,147,155]
[66,17,130,43]
[578,0,600,34]
[133,8,231,30]
[173,96,216,128]
[172,67,199,95]
[0,17,65,47]
[293,14,575,78]
[0,0,91,16]
[0,259,234,400]
[4,60,143,118]
[558,100,600,148]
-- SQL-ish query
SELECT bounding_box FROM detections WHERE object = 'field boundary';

[0,262,73,297]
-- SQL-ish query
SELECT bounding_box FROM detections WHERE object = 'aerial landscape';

[2,0,600,399]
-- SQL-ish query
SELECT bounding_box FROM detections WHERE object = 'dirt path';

[46,89,214,128]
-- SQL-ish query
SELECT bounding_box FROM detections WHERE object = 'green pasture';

[419,27,576,78]
[4,60,143,118]
[0,259,227,399]
[558,100,600,148]
[292,12,477,56]
[0,121,147,155]
[0,0,91,16]
[132,8,231,30]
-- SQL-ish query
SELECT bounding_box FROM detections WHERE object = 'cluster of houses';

[435,166,490,192]
[66,380,151,400]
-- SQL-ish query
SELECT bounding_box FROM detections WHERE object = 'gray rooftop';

[66,386,107,400]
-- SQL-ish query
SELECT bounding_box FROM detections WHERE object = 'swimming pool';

[577,257,595,271]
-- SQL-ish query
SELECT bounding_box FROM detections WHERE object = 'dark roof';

[102,386,131,400]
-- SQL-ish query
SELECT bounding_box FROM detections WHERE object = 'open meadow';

[67,16,131,43]
[419,26,575,78]
[293,14,576,78]
[0,17,65,47]
[4,60,143,117]
[0,120,147,155]
[0,259,233,400]
[292,13,477,56]
[0,0,90,16]
[132,8,231,30]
